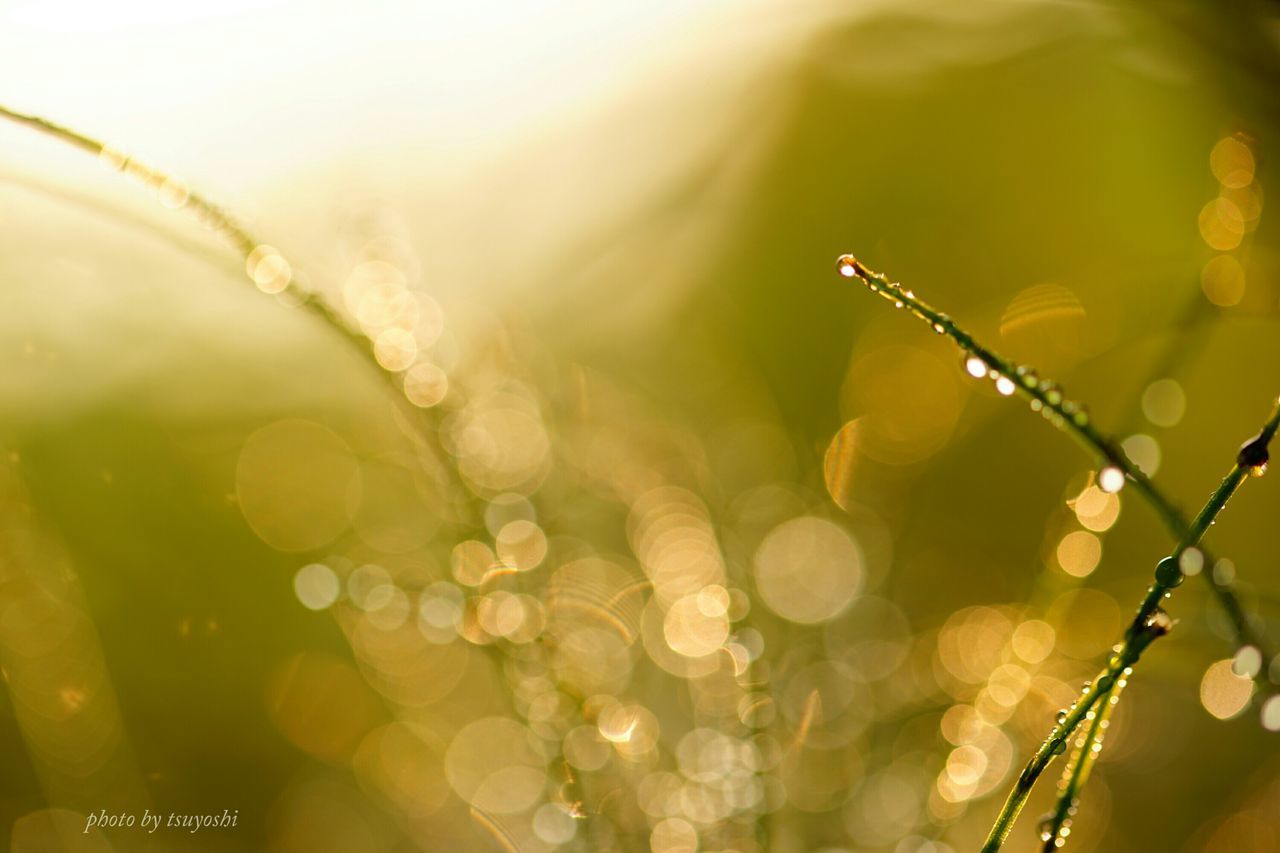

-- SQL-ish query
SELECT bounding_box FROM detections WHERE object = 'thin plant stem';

[1038,675,1123,851]
[1038,402,1280,850]
[979,399,1279,852]
[0,103,381,382]
[3,104,631,846]
[834,255,1272,675]
[979,283,1216,851]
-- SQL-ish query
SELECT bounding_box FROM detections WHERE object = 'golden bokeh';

[3,5,1280,852]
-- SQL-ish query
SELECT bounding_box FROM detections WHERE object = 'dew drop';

[995,376,1017,396]
[964,355,987,379]
[1237,432,1270,476]
[1016,365,1040,389]
[98,146,128,171]
[1097,466,1125,494]
[1037,815,1055,843]
[1154,556,1184,588]
[1041,383,1064,406]
[1051,739,1067,755]
[246,245,292,294]
[836,254,860,278]
[1146,608,1174,635]
[1055,708,1068,725]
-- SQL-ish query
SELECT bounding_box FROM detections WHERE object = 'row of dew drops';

[835,253,1125,491]
[834,250,1280,848]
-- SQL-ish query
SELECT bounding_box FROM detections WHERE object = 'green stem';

[979,400,1279,852]
[1035,402,1280,850]
[1039,673,1124,850]
[0,103,381,384]
[835,255,1273,678]
[978,616,1163,853]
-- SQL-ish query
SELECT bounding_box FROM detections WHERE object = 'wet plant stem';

[1036,401,1280,849]
[833,255,1279,851]
[834,255,1272,675]
[0,103,382,383]
[980,401,1279,852]
[1039,675,1123,851]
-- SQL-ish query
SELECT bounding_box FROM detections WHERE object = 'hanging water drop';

[836,254,860,278]
[1041,382,1064,406]
[1097,466,1125,494]
[1037,815,1055,843]
[1237,432,1270,476]
[1154,556,1184,588]
[1145,608,1173,635]
[1055,708,1068,725]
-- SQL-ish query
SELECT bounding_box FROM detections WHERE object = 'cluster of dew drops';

[835,254,1127,495]
[837,252,1280,844]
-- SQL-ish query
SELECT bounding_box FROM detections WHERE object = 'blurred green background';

[2,1,1280,851]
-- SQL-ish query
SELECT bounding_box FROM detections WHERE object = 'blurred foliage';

[3,2,1280,852]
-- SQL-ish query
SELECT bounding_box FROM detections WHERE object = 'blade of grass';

[1036,673,1122,851]
[980,398,1276,850]
[834,254,1273,681]
[1036,404,1279,850]
[0,103,383,386]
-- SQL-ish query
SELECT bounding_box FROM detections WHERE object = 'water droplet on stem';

[1237,433,1270,476]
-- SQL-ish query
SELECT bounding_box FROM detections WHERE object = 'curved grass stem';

[833,254,1279,851]
[1037,402,1280,850]
[1039,675,1123,851]
[980,400,1279,852]
[0,103,382,383]
[834,254,1273,677]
